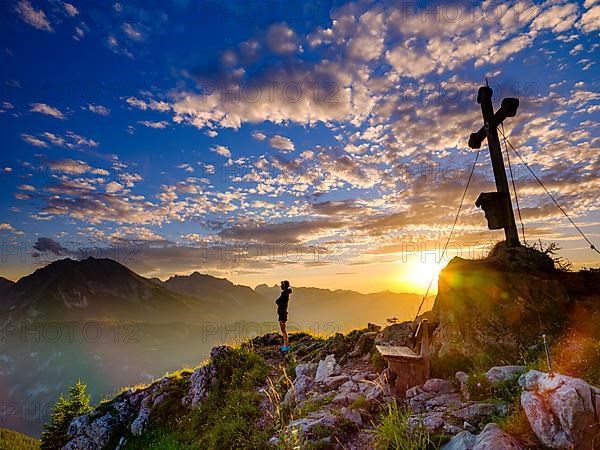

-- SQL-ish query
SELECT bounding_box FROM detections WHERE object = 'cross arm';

[468,97,519,149]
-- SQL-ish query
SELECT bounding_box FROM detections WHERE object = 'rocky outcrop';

[430,244,570,362]
[62,345,232,450]
[442,423,523,450]
[519,370,600,449]
[406,378,509,435]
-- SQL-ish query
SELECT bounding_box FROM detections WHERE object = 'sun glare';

[400,258,445,294]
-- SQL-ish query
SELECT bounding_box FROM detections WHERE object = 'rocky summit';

[39,246,600,449]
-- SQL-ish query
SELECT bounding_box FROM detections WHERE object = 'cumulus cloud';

[14,0,53,32]
[30,103,65,119]
[210,145,232,158]
[33,237,68,256]
[138,120,168,129]
[62,2,78,17]
[265,23,298,54]
[86,104,110,116]
[269,135,295,152]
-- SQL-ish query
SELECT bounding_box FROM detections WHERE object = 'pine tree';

[40,380,92,450]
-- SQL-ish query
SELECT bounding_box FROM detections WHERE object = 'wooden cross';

[468,85,520,247]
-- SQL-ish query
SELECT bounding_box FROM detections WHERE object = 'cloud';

[269,135,295,152]
[265,23,298,54]
[579,4,600,32]
[210,145,232,158]
[85,104,110,116]
[122,23,145,41]
[14,0,53,32]
[219,219,345,244]
[62,2,78,17]
[49,159,109,176]
[21,131,98,149]
[21,133,49,147]
[30,103,65,119]
[33,237,68,256]
[105,181,124,194]
[138,120,168,129]
[251,131,267,141]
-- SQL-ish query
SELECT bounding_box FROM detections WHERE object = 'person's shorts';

[278,308,288,323]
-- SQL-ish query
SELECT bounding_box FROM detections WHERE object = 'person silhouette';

[275,280,292,352]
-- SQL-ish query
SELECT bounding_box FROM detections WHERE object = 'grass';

[124,347,273,450]
[0,428,40,450]
[372,400,447,450]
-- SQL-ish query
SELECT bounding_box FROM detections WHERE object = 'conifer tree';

[40,380,92,450]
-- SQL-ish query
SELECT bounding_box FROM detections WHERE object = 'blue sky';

[0,0,599,292]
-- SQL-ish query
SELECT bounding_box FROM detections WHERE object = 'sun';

[399,257,445,294]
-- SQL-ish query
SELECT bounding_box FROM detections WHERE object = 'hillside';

[0,258,429,437]
[42,245,600,449]
[0,427,39,450]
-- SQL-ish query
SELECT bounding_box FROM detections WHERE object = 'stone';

[284,374,314,405]
[367,323,381,332]
[453,402,507,427]
[350,332,378,357]
[456,371,470,400]
[425,393,463,410]
[287,411,338,437]
[130,407,150,436]
[375,321,416,346]
[442,423,522,450]
[323,374,350,389]
[485,366,526,384]
[315,354,337,382]
[341,407,362,426]
[295,363,317,379]
[423,378,456,395]
[519,370,600,449]
[182,364,215,409]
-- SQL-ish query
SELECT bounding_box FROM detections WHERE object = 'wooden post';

[477,86,520,247]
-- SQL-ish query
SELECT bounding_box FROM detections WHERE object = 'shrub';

[41,380,92,450]
[430,352,473,379]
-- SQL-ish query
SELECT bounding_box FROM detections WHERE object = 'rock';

[332,391,362,406]
[284,374,314,405]
[442,422,523,449]
[350,332,378,357]
[64,413,116,450]
[367,323,381,332]
[453,402,508,427]
[182,364,215,409]
[323,374,349,389]
[295,363,317,379]
[341,407,362,426]
[406,385,423,399]
[315,354,337,382]
[486,366,526,384]
[423,378,456,395]
[130,407,150,436]
[375,321,416,346]
[425,393,463,410]
[430,250,569,362]
[287,411,338,438]
[519,370,600,449]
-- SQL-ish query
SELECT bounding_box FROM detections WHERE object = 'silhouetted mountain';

[165,272,270,312]
[0,276,14,292]
[0,258,217,322]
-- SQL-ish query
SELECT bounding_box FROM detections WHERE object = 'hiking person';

[276,280,292,352]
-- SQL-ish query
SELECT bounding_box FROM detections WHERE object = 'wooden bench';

[376,319,430,396]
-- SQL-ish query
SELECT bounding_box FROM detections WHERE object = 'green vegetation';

[373,400,447,450]
[0,428,40,450]
[40,380,92,450]
[125,347,271,450]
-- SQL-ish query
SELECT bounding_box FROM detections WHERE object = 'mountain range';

[0,257,432,329]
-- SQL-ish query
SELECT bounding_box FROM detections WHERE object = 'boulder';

[341,407,362,426]
[442,423,522,449]
[429,248,570,361]
[423,378,456,395]
[486,366,526,384]
[295,363,317,379]
[519,370,600,449]
[284,375,314,405]
[315,354,337,382]
[350,332,378,357]
[323,374,350,390]
[287,411,338,438]
[375,321,416,346]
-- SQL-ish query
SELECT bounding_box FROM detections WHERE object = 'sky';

[0,0,599,294]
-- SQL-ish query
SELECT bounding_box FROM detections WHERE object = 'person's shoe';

[280,345,290,352]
